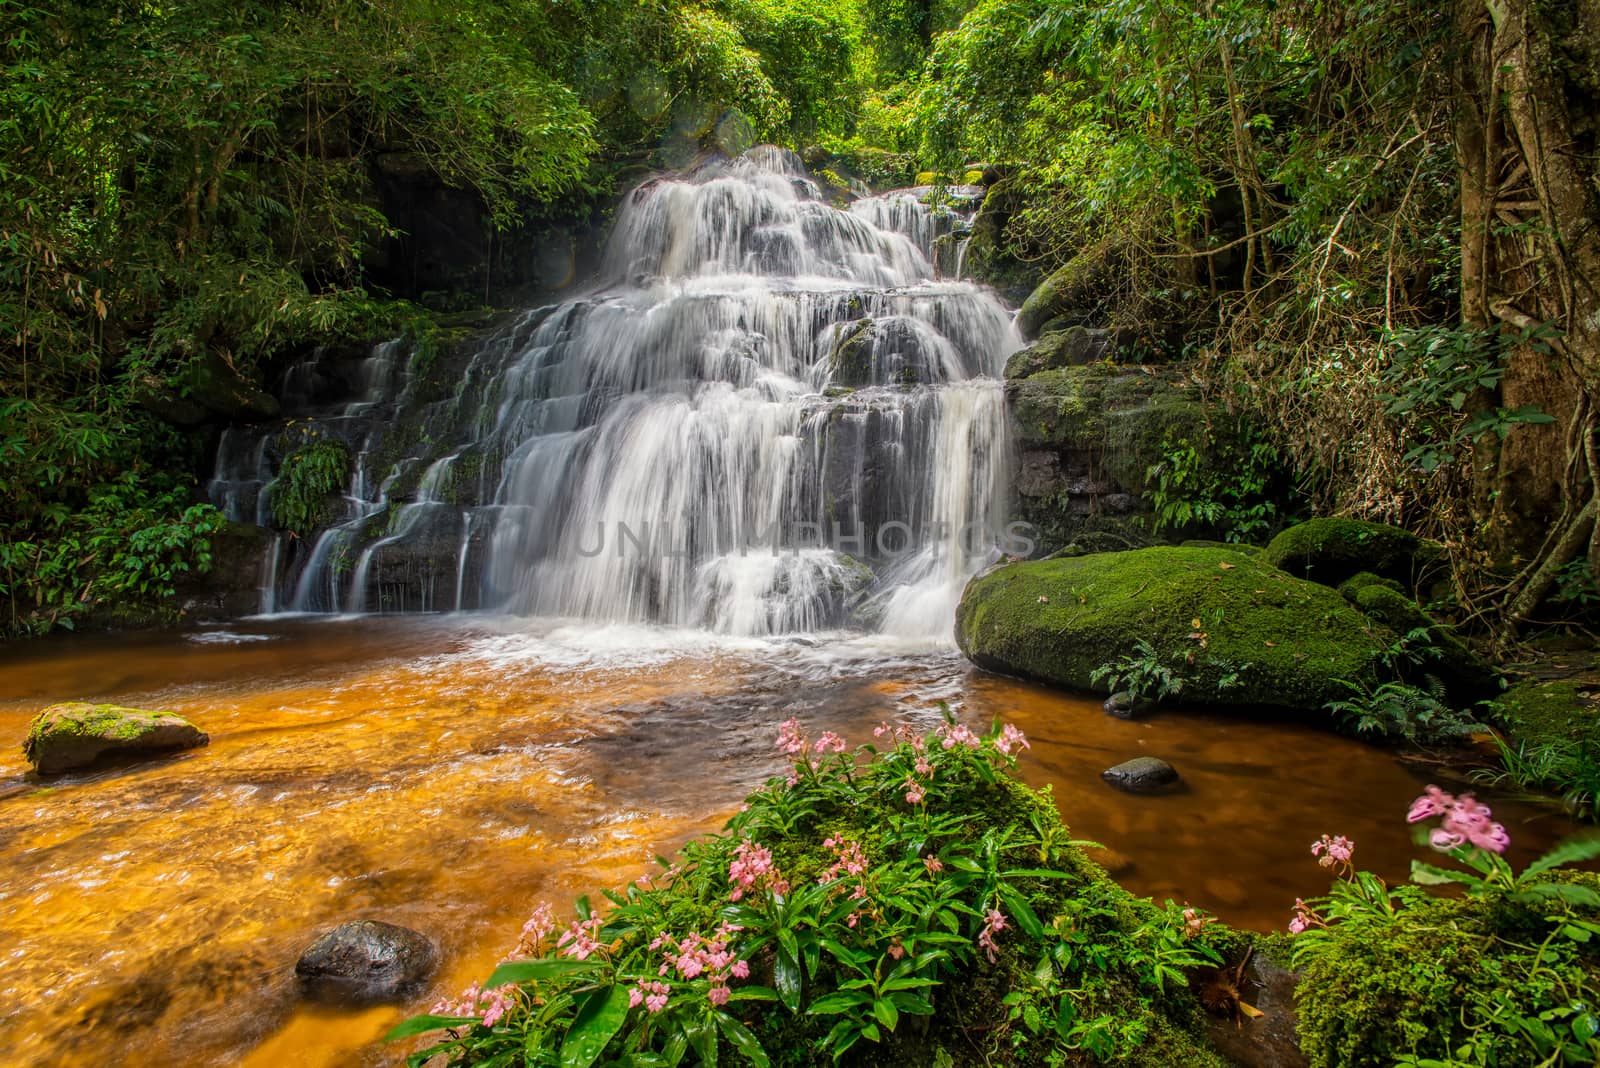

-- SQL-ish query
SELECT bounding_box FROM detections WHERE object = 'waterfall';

[209,147,1020,638]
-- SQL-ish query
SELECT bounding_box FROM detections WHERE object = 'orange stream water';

[0,617,1584,1067]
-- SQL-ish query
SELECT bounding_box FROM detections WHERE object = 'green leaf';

[808,992,870,1015]
[1524,833,1600,877]
[715,1011,771,1067]
[559,985,632,1068]
[1410,860,1479,888]
[485,957,601,989]
[774,946,803,1012]
[385,1013,481,1040]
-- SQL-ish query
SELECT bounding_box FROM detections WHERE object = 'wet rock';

[23,703,209,774]
[295,920,437,1004]
[955,546,1391,714]
[1204,954,1308,1068]
[1101,756,1180,793]
[1103,691,1157,719]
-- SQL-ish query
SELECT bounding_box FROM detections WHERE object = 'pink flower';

[814,731,847,754]
[519,902,556,947]
[776,718,807,756]
[1287,898,1321,934]
[914,754,934,776]
[937,723,980,750]
[479,987,512,1028]
[1408,786,1511,855]
[630,979,671,1013]
[903,776,925,804]
[1288,914,1308,935]
[1407,785,1452,823]
[1311,834,1355,869]
[557,916,605,961]
[728,839,781,902]
[977,909,1006,962]
[873,722,891,738]
[1181,907,1212,939]
[923,855,944,874]
[887,938,906,960]
[731,960,750,979]
[995,724,1030,755]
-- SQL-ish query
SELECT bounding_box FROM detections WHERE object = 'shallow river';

[0,617,1584,1067]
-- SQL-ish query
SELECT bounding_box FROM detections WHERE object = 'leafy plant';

[1142,420,1293,543]
[388,715,1233,1066]
[1090,639,1184,702]
[1323,678,1482,745]
[268,434,350,535]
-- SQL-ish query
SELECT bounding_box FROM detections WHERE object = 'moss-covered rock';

[1003,326,1112,379]
[1294,875,1600,1068]
[955,546,1390,712]
[1264,518,1436,587]
[22,702,209,773]
[1497,678,1600,752]
[1335,571,1402,600]
[1015,251,1110,339]
[1343,582,1501,701]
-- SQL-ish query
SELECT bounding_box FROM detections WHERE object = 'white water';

[210,148,1020,643]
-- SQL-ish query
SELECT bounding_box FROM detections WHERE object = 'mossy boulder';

[1008,365,1208,492]
[1341,582,1501,701]
[955,546,1390,713]
[1294,874,1600,1068]
[1496,678,1600,753]
[1015,251,1110,339]
[1003,326,1112,379]
[1264,518,1436,587]
[22,702,209,774]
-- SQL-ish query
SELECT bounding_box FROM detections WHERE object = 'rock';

[22,703,209,774]
[1003,326,1113,379]
[1103,691,1158,719]
[1203,953,1308,1068]
[1342,581,1501,701]
[955,545,1391,713]
[1102,756,1180,793]
[1015,253,1112,339]
[295,920,437,1003]
[1263,518,1437,587]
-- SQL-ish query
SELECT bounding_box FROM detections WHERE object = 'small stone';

[1103,691,1157,719]
[22,703,208,774]
[295,920,437,1004]
[1101,756,1180,793]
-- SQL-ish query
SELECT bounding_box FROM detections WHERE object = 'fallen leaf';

[1238,1001,1264,1019]
[1218,562,1235,570]
[1264,640,1276,647]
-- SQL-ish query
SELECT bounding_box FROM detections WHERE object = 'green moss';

[1295,876,1600,1067]
[1264,518,1436,587]
[955,546,1390,712]
[23,702,176,762]
[1347,583,1500,700]
[269,435,350,534]
[1498,678,1600,752]
[828,318,874,387]
[1336,571,1402,599]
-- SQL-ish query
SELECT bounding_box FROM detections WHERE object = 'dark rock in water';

[23,703,209,774]
[295,920,437,1003]
[1103,691,1157,720]
[1101,756,1180,793]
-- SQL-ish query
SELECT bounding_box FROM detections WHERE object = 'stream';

[0,618,1583,1067]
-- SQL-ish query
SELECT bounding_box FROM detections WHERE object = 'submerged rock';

[955,546,1390,713]
[1102,756,1180,793]
[22,703,208,774]
[1103,691,1158,719]
[295,920,437,1003]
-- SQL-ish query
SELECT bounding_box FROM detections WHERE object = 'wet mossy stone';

[1335,571,1403,600]
[295,920,437,1004]
[1496,678,1600,753]
[1003,326,1111,380]
[955,546,1389,713]
[1343,582,1501,701]
[22,702,209,774]
[1264,518,1436,587]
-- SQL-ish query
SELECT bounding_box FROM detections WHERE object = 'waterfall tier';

[210,147,1021,639]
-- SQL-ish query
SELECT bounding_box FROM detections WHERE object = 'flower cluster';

[628,979,671,1013]
[1311,834,1355,873]
[995,723,1030,755]
[430,981,516,1028]
[820,835,868,883]
[937,722,980,750]
[977,908,1006,962]
[652,923,749,1006]
[903,775,926,804]
[557,914,606,961]
[515,902,556,953]
[1287,897,1324,935]
[776,718,808,756]
[727,838,790,902]
[1407,785,1510,854]
[1180,906,1214,939]
[814,731,847,754]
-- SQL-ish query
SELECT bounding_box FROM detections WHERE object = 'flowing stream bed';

[0,617,1585,1067]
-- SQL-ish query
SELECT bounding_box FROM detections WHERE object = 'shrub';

[390,716,1234,1066]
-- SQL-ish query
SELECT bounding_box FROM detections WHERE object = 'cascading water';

[209,147,1021,639]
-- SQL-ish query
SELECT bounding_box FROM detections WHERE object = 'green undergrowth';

[392,718,1236,1067]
